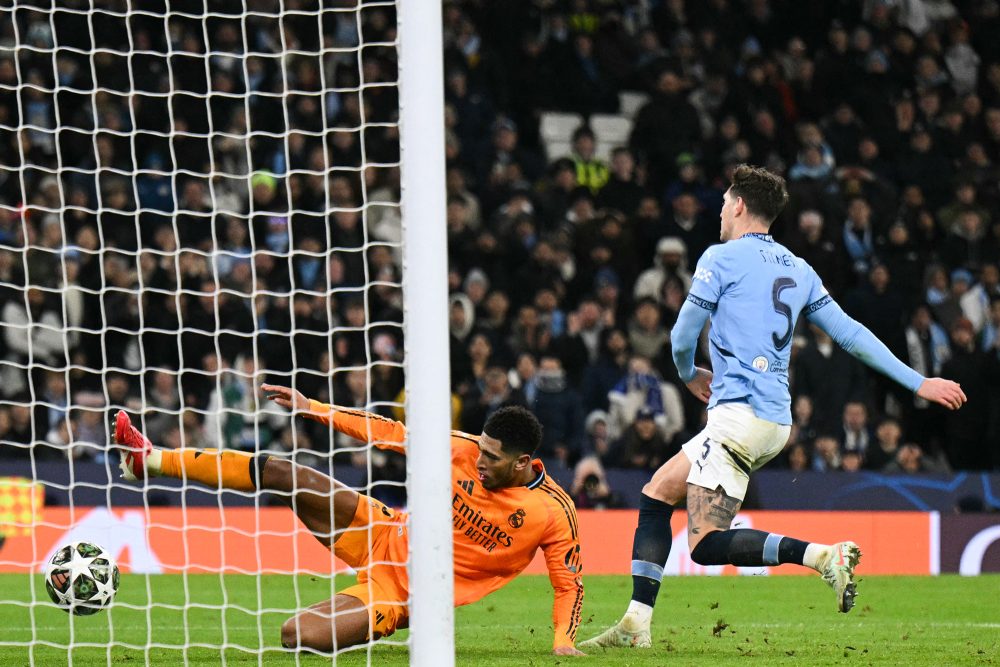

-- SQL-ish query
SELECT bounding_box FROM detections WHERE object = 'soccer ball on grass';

[44,541,119,615]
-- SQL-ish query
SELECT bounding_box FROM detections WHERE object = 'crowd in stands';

[2,1,1000,507]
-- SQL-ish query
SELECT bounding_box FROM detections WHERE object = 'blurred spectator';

[811,434,842,472]
[569,126,609,193]
[791,395,819,446]
[793,325,867,434]
[460,365,527,434]
[580,328,629,413]
[570,456,622,510]
[597,147,645,216]
[941,317,999,469]
[607,355,684,442]
[531,356,585,465]
[784,441,810,473]
[204,356,287,452]
[840,450,864,472]
[839,401,873,457]
[633,237,691,302]
[883,443,951,474]
[627,298,669,361]
[660,193,715,262]
[786,210,845,298]
[609,407,676,469]
[865,417,903,471]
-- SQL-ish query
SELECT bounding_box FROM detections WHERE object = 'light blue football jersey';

[685,233,829,424]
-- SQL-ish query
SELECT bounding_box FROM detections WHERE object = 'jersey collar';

[743,232,774,242]
[526,460,546,489]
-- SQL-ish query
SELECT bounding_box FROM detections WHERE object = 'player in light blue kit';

[583,165,967,649]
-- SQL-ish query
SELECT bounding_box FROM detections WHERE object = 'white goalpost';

[0,0,453,664]
[397,0,456,665]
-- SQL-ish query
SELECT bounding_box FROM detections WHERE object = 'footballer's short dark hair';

[728,164,789,225]
[483,406,543,457]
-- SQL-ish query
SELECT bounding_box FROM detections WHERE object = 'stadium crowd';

[2,0,1000,507]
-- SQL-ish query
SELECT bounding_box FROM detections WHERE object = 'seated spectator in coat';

[883,443,951,474]
[784,442,810,472]
[609,408,676,470]
[582,410,613,464]
[981,296,1000,352]
[840,450,864,472]
[607,355,684,443]
[460,366,528,435]
[865,418,903,470]
[570,455,622,510]
[580,328,629,413]
[785,210,845,298]
[632,236,691,302]
[839,401,873,457]
[811,434,842,472]
[569,126,609,193]
[627,297,669,361]
[531,356,585,465]
[791,395,819,446]
[941,317,998,470]
[842,197,877,284]
[942,210,998,272]
[597,147,645,216]
[793,324,868,434]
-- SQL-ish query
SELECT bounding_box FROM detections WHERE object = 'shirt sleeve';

[304,400,408,454]
[805,298,925,392]
[540,494,584,650]
[686,246,726,309]
[802,264,833,315]
[670,299,712,384]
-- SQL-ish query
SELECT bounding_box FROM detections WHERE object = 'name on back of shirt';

[759,249,794,266]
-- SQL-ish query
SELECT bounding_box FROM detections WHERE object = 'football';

[44,542,120,616]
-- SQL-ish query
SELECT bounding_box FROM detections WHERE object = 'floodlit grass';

[1,573,998,665]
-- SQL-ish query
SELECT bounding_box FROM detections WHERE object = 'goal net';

[0,1,452,664]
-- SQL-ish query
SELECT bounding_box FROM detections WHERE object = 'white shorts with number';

[681,402,791,501]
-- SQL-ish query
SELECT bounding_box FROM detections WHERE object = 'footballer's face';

[476,433,528,490]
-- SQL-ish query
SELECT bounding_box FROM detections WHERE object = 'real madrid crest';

[508,508,526,529]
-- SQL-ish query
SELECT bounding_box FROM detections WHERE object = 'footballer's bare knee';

[642,451,690,505]
[281,596,370,652]
[281,615,337,653]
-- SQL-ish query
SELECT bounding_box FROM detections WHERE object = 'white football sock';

[623,599,653,629]
[803,543,829,571]
[146,449,163,475]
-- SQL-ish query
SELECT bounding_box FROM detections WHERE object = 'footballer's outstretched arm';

[539,502,586,656]
[262,384,408,452]
[805,301,967,410]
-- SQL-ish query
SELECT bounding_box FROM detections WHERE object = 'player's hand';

[685,367,713,403]
[261,384,310,413]
[916,377,967,410]
[552,646,586,656]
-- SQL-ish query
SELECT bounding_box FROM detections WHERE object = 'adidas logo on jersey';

[459,480,475,496]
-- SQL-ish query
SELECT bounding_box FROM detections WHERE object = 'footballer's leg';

[259,456,359,548]
[282,586,408,652]
[580,451,689,649]
[685,483,862,613]
[114,410,360,546]
[280,595,368,652]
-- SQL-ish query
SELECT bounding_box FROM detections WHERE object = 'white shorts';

[681,402,791,501]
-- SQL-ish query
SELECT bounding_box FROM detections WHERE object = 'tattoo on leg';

[687,485,742,540]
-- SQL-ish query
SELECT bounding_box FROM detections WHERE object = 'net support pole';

[398,0,454,665]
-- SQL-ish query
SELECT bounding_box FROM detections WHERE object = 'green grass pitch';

[1,573,997,665]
